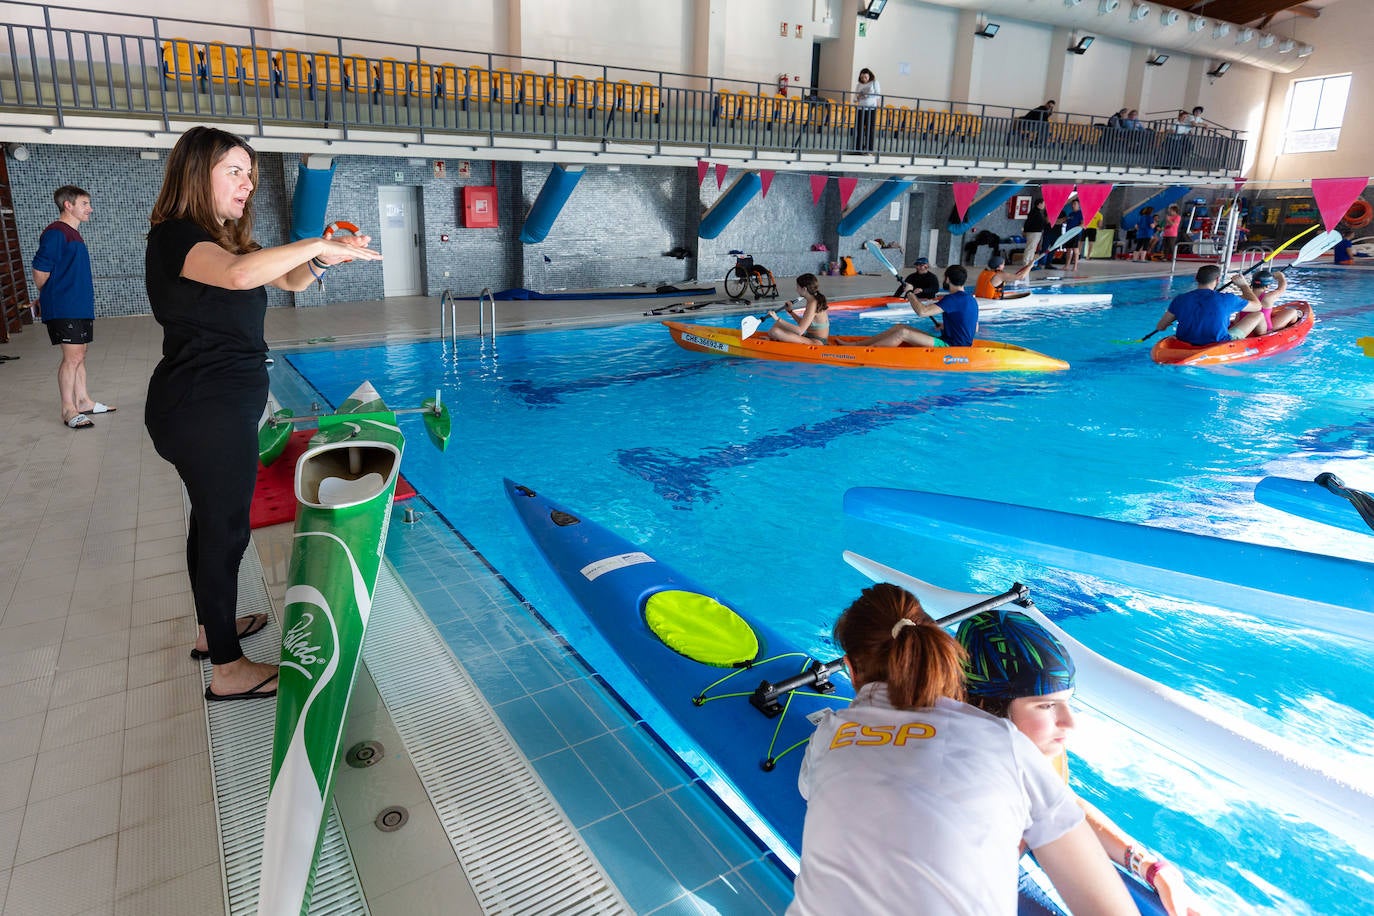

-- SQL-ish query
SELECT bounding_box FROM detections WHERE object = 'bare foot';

[207,657,279,700]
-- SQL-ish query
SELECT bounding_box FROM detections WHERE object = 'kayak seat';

[643,589,760,667]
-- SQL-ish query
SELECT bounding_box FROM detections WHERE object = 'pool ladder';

[438,288,498,346]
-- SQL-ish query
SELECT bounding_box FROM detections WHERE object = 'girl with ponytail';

[787,583,1133,916]
[765,273,829,345]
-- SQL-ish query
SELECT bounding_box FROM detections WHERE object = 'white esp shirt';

[787,685,1083,916]
[856,79,882,108]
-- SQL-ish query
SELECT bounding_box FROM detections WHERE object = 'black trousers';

[147,403,261,665]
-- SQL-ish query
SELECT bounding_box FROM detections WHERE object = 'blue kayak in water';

[1254,473,1374,537]
[504,480,1166,915]
[844,486,1374,644]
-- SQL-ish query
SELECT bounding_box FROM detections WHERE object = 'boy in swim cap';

[957,611,1204,916]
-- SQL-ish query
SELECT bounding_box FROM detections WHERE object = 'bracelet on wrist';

[307,260,326,283]
[1126,846,1149,881]
[310,256,330,271]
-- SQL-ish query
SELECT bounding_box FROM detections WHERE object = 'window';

[1283,73,1350,153]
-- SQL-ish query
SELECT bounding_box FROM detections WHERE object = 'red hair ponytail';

[834,583,967,709]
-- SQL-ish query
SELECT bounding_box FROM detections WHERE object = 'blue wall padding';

[290,161,337,241]
[699,172,763,239]
[1124,186,1191,220]
[947,182,1027,235]
[837,178,914,237]
[519,164,585,244]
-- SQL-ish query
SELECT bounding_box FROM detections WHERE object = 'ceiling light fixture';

[975,20,1000,38]
[1129,3,1151,22]
[1296,44,1314,58]
[1098,0,1120,13]
[1189,16,1207,32]
[1068,34,1096,54]
[1257,33,1276,48]
[1159,9,1180,26]
[1207,61,1231,78]
[1236,28,1255,43]
[1146,51,1169,66]
[1277,38,1296,53]
[1213,23,1230,39]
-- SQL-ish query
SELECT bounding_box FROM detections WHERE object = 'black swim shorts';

[45,318,94,345]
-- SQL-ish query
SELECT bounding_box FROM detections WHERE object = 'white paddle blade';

[1050,226,1083,251]
[1293,229,1343,265]
[864,240,902,278]
[741,316,763,339]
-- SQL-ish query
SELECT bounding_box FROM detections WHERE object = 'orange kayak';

[824,295,907,312]
[1151,302,1314,366]
[663,321,1069,372]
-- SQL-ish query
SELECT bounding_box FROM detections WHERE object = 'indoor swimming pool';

[284,267,1374,915]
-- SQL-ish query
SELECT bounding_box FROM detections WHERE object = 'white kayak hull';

[860,292,1113,320]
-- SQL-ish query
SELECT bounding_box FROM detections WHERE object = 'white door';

[378,185,422,296]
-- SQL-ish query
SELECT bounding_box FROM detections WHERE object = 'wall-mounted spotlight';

[1236,27,1255,43]
[1206,61,1231,78]
[1188,16,1207,32]
[1068,34,1096,54]
[1257,33,1276,48]
[1296,44,1314,58]
[6,143,29,162]
[1098,0,1119,12]
[1129,2,1151,22]
[1277,38,1296,53]
[974,21,1001,38]
[1064,0,1082,6]
[1159,9,1179,26]
[1212,23,1230,40]
[1145,51,1169,66]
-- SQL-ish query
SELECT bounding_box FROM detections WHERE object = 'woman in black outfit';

[145,126,381,702]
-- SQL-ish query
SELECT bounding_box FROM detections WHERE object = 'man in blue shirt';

[32,185,114,429]
[1149,264,1261,346]
[856,265,978,348]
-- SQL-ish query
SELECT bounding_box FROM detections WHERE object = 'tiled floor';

[0,259,1182,915]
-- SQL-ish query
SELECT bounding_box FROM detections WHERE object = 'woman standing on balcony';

[853,68,882,152]
[144,126,382,702]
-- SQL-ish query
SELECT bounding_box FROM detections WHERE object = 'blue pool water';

[287,269,1374,915]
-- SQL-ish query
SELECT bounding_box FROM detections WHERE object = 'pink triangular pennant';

[1234,178,1247,193]
[759,170,776,199]
[837,176,859,211]
[1311,176,1371,231]
[810,174,829,205]
[715,162,729,189]
[697,160,709,186]
[952,182,980,221]
[1040,183,1075,221]
[1074,183,1114,225]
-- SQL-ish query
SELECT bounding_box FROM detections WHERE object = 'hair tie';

[891,618,917,639]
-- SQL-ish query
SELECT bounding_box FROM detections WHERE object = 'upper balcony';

[0,3,1246,181]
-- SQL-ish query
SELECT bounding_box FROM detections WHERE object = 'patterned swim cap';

[956,610,1075,699]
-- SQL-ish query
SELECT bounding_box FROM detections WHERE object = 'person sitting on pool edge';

[855,264,978,350]
[1332,228,1354,266]
[898,256,940,299]
[1240,268,1306,338]
[787,583,1134,916]
[764,273,829,345]
[1147,264,1261,346]
[975,254,1034,300]
[957,610,1204,916]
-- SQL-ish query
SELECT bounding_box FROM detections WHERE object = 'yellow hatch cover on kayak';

[644,590,759,667]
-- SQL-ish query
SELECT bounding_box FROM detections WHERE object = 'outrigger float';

[844,486,1374,644]
[1255,473,1374,536]
[256,381,450,916]
[504,481,1167,915]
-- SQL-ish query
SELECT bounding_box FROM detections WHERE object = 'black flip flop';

[205,673,279,702]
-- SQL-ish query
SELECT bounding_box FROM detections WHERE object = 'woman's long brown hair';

[834,583,967,709]
[149,126,260,254]
[796,273,827,311]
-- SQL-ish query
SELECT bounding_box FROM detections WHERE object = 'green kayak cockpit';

[643,589,760,667]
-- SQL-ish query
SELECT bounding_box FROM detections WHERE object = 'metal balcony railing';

[0,1,1247,176]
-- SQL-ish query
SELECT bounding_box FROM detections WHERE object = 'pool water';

[287,269,1374,915]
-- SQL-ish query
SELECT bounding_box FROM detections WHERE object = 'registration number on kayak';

[681,332,729,352]
[581,551,655,581]
[941,355,970,365]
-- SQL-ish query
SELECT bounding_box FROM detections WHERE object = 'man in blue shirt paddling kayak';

[855,265,979,348]
[1149,264,1262,346]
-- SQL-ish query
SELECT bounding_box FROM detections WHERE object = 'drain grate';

[363,566,630,915]
[201,541,369,916]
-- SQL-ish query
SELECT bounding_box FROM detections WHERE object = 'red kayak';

[1151,301,1314,366]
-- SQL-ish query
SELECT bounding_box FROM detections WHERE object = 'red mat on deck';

[250,429,416,529]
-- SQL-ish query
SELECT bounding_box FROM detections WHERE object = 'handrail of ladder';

[479,287,496,342]
[439,289,456,345]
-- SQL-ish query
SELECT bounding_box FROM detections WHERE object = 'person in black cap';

[898,257,941,300]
